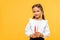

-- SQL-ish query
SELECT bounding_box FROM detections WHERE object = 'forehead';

[32,7,40,11]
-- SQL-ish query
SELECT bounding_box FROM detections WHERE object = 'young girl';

[25,3,50,40]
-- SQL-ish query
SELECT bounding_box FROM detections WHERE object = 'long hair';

[32,3,45,20]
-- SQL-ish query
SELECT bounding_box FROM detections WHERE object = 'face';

[32,7,42,19]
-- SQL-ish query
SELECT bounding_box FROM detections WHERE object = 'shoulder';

[28,18,33,23]
[29,18,35,21]
[40,20,49,26]
[42,19,48,24]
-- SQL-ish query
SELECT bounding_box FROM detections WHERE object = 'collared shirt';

[25,18,50,38]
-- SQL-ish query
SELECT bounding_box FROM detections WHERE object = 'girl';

[25,3,50,40]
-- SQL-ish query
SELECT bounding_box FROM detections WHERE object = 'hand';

[35,32,44,38]
[30,32,44,38]
[35,32,41,37]
[30,34,37,38]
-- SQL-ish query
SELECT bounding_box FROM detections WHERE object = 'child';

[25,3,50,40]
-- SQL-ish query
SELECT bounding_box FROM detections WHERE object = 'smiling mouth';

[35,14,38,16]
[35,16,40,19]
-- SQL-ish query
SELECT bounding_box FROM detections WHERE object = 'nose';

[34,12,38,14]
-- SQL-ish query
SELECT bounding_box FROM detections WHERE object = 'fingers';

[32,35,36,38]
[30,32,43,38]
[35,32,41,37]
[30,34,37,38]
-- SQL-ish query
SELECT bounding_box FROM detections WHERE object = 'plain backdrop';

[0,0,60,40]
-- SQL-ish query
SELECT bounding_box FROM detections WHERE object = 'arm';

[42,20,50,38]
[25,19,33,37]
[25,19,37,38]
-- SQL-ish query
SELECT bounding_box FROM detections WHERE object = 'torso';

[29,18,47,34]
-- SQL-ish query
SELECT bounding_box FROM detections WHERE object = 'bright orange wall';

[0,0,60,40]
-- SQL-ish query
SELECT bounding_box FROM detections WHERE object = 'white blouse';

[25,18,50,38]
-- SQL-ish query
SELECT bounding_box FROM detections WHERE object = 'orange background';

[0,0,60,40]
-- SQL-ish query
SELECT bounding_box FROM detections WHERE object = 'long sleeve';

[42,20,50,38]
[25,19,33,37]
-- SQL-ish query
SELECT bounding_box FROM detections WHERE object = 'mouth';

[35,14,38,16]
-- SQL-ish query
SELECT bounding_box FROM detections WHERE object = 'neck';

[35,17,42,20]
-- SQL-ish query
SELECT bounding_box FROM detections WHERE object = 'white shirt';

[25,18,50,38]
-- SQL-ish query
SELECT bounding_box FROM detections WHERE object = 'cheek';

[38,11,42,16]
[35,12,41,16]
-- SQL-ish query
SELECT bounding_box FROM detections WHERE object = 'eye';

[33,11,35,13]
[37,10,40,12]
